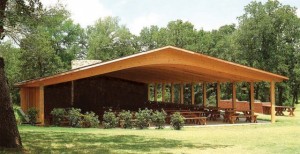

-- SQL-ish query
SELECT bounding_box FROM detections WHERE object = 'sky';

[42,0,300,35]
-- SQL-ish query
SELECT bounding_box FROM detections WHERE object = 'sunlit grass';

[1,105,299,154]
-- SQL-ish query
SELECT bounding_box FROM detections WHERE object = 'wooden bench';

[223,114,239,124]
[208,113,221,121]
[237,115,258,123]
[184,117,207,125]
[229,115,238,124]
[287,107,295,116]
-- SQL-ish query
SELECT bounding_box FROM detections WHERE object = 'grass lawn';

[1,105,300,154]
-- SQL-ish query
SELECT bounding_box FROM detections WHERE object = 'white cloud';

[66,0,112,27]
[297,9,300,17]
[41,0,112,27]
[129,13,160,35]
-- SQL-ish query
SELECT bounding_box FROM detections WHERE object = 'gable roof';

[15,46,288,87]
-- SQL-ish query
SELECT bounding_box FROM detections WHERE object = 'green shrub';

[135,108,153,129]
[67,108,82,127]
[170,112,184,130]
[82,111,100,128]
[152,110,167,129]
[50,108,67,126]
[27,108,39,125]
[118,110,133,129]
[102,109,118,129]
[13,106,22,125]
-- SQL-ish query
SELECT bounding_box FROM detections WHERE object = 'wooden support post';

[20,88,27,112]
[270,81,276,123]
[148,83,151,101]
[180,83,184,104]
[162,83,165,102]
[39,86,45,125]
[71,81,74,106]
[250,82,255,116]
[154,83,157,102]
[232,82,236,109]
[191,82,195,105]
[171,83,174,103]
[216,82,221,108]
[203,82,207,107]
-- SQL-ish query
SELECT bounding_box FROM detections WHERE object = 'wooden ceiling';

[16,46,288,87]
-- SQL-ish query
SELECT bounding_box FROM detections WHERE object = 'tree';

[139,25,163,51]
[20,30,63,80]
[236,0,300,105]
[87,16,137,61]
[36,5,87,68]
[0,0,44,148]
[0,57,22,148]
[165,20,197,49]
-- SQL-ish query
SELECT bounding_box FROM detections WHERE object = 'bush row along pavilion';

[15,46,288,125]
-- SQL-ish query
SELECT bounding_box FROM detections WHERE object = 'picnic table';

[236,110,258,123]
[275,106,296,116]
[165,110,207,125]
[179,111,207,125]
[223,110,239,124]
[205,107,221,121]
[262,105,295,116]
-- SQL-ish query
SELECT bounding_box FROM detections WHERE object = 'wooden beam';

[154,83,157,102]
[250,82,255,116]
[270,81,276,123]
[180,83,184,104]
[148,83,151,101]
[203,82,207,107]
[232,82,236,109]
[191,82,195,105]
[171,83,174,103]
[39,86,45,125]
[162,83,165,102]
[216,82,221,107]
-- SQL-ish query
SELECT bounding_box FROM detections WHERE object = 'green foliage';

[20,31,64,80]
[13,106,22,125]
[37,5,87,67]
[170,112,184,130]
[3,0,43,39]
[236,0,300,105]
[135,108,153,129]
[102,109,118,129]
[50,108,67,126]
[67,108,82,127]
[151,110,167,129]
[118,110,133,129]
[87,16,137,61]
[0,42,21,104]
[81,112,100,128]
[53,108,100,128]
[27,108,39,125]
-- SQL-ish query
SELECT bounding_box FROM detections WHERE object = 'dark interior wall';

[44,82,72,124]
[74,76,148,116]
[44,75,148,123]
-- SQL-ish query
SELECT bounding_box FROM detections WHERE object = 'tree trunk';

[0,57,22,149]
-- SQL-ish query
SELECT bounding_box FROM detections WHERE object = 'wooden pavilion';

[15,46,288,125]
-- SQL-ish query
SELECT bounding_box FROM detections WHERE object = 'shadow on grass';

[12,131,232,153]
